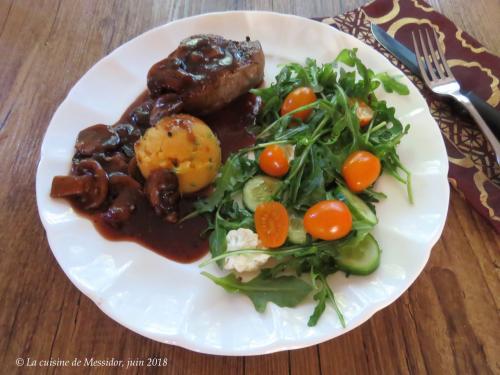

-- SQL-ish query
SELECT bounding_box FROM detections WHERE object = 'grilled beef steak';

[147,34,265,115]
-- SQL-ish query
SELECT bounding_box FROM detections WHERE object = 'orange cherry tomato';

[349,98,374,127]
[342,150,381,192]
[259,144,289,177]
[280,87,317,121]
[255,201,289,248]
[303,200,352,240]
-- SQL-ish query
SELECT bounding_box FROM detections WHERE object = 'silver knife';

[371,23,500,138]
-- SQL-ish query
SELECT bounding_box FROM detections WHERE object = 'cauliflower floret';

[224,228,269,273]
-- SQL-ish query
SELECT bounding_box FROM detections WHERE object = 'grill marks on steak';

[147,34,265,116]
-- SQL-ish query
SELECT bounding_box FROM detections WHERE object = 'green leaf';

[308,287,327,326]
[202,272,313,312]
[295,147,327,208]
[335,48,376,98]
[375,73,410,95]
[305,58,323,92]
[307,272,345,327]
[307,271,327,326]
[209,211,227,268]
[194,154,257,214]
[335,48,357,66]
[317,62,337,90]
[219,201,254,230]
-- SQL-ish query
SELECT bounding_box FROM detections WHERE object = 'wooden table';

[1,1,499,374]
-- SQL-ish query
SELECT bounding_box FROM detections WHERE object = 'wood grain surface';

[1,1,499,374]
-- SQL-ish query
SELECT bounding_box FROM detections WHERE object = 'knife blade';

[371,23,500,138]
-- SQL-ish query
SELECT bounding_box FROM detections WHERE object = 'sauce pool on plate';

[69,92,260,263]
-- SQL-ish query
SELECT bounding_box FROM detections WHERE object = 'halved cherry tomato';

[255,201,289,248]
[349,98,374,127]
[280,87,317,121]
[259,144,289,177]
[342,150,381,192]
[303,200,352,240]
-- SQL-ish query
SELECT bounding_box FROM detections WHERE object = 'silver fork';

[412,28,500,164]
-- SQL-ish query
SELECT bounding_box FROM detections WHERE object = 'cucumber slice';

[243,176,282,212]
[336,185,377,225]
[335,234,381,275]
[288,214,307,244]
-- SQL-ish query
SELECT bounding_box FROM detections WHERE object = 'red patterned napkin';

[316,0,500,232]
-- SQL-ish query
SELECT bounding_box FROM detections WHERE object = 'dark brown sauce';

[69,91,259,263]
[203,93,259,161]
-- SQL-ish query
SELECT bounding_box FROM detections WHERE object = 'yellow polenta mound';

[135,114,221,194]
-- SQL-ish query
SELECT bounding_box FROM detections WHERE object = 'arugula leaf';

[308,272,345,327]
[382,149,413,203]
[317,62,337,90]
[335,48,357,66]
[209,211,227,268]
[375,73,410,95]
[308,283,327,326]
[202,272,313,312]
[336,49,409,98]
[194,155,257,214]
[336,48,376,98]
[295,147,327,209]
[335,85,364,151]
[218,201,254,230]
[305,58,323,92]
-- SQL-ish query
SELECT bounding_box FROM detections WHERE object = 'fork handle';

[464,91,500,139]
[452,92,500,164]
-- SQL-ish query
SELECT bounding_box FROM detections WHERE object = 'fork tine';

[412,31,431,86]
[432,28,454,78]
[425,28,445,79]
[418,29,438,81]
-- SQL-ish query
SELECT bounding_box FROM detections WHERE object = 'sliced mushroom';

[112,123,141,145]
[149,93,184,126]
[111,123,141,158]
[75,124,120,156]
[130,99,154,129]
[101,174,142,225]
[92,152,129,174]
[50,159,108,210]
[144,169,180,223]
[127,156,144,183]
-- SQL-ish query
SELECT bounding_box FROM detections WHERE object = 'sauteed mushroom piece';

[50,159,108,209]
[112,123,141,145]
[144,169,180,223]
[93,152,129,174]
[101,174,142,225]
[130,99,154,129]
[112,123,142,158]
[75,124,120,156]
[149,93,184,126]
[127,157,144,183]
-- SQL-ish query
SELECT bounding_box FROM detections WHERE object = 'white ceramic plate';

[36,11,449,355]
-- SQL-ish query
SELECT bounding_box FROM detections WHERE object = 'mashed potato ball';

[135,114,221,194]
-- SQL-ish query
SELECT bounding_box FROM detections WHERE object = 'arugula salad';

[186,48,412,326]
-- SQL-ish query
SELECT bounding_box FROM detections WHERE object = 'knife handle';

[463,91,500,140]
